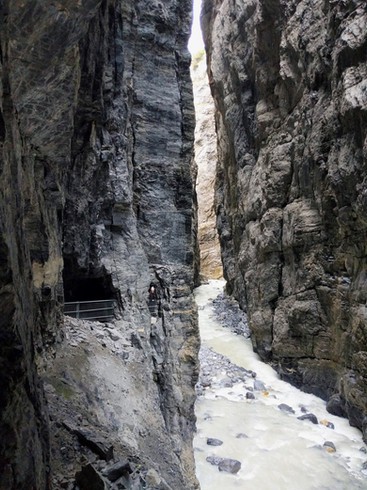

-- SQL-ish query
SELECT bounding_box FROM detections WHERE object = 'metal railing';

[64,299,117,321]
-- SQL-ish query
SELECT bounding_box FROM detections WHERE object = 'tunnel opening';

[63,256,120,320]
[64,275,115,302]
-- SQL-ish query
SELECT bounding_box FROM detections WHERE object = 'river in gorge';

[193,280,367,490]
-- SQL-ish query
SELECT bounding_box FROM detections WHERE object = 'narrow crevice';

[190,47,223,282]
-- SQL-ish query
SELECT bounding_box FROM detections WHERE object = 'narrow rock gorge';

[202,0,367,438]
[0,1,199,488]
[1,0,367,487]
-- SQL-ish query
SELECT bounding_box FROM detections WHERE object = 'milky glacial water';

[194,281,367,490]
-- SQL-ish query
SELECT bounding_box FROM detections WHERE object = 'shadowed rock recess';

[202,0,367,438]
[0,1,199,489]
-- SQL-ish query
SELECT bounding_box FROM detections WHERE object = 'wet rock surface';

[298,413,319,425]
[202,0,367,435]
[206,456,242,474]
[278,403,295,414]
[206,438,223,446]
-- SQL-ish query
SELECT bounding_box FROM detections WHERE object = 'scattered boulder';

[201,376,211,388]
[320,419,335,429]
[221,377,233,388]
[109,332,121,342]
[218,458,242,474]
[63,421,114,461]
[206,456,242,474]
[74,429,113,461]
[120,351,129,361]
[326,394,346,418]
[254,379,266,391]
[323,441,336,453]
[102,460,132,482]
[236,433,248,439]
[207,438,223,446]
[206,456,222,466]
[278,403,295,414]
[145,468,161,487]
[297,413,318,425]
[196,385,204,396]
[75,464,107,490]
[363,416,367,444]
[130,333,143,349]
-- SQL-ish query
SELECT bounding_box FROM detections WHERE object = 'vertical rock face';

[191,51,223,280]
[0,1,199,488]
[202,0,367,435]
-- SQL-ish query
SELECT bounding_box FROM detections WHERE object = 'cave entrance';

[63,256,119,321]
[189,0,223,281]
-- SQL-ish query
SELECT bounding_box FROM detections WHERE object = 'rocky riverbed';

[194,281,367,489]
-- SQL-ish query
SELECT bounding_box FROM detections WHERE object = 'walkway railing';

[64,299,117,321]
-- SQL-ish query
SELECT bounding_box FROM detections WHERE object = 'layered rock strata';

[191,51,223,280]
[202,0,367,437]
[0,1,199,488]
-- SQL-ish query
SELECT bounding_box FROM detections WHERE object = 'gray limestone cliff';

[202,0,367,437]
[0,1,199,489]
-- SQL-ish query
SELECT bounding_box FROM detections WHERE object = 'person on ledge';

[148,282,163,318]
[148,283,158,317]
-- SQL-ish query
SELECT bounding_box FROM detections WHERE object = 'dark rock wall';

[202,0,367,435]
[0,1,198,488]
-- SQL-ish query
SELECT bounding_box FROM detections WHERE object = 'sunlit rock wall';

[0,0,199,488]
[202,0,367,437]
[191,51,223,280]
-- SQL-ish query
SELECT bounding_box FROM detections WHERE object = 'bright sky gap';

[188,0,204,54]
